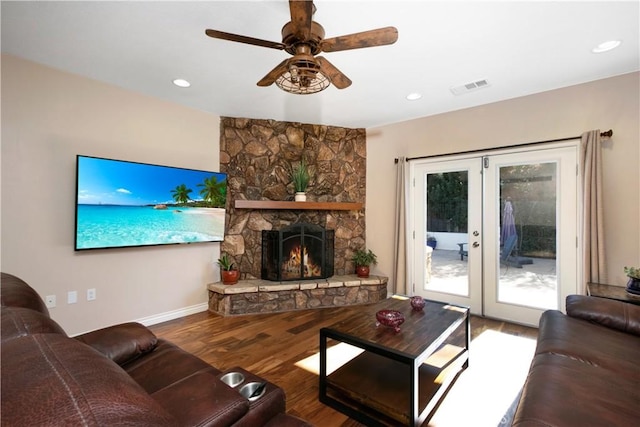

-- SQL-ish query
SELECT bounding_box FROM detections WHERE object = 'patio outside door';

[482,147,578,325]
[410,158,483,314]
[410,145,578,326]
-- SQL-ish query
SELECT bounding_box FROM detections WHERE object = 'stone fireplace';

[209,117,387,316]
[219,117,367,280]
[262,222,334,281]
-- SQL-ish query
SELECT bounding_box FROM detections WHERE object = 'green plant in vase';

[290,159,310,201]
[624,266,640,295]
[217,253,239,285]
[351,249,378,278]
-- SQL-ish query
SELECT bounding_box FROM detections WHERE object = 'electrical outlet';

[87,288,96,301]
[45,295,56,308]
[67,291,77,304]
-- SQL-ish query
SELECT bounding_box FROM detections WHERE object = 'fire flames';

[281,245,322,279]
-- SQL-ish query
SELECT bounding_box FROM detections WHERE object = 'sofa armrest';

[1,272,50,316]
[566,295,640,336]
[75,322,158,365]
[2,307,67,342]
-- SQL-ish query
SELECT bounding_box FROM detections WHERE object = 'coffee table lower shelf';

[322,348,468,426]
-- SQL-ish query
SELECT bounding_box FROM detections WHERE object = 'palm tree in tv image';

[198,176,226,208]
[170,184,193,205]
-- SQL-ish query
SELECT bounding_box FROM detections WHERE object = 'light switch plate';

[68,291,77,304]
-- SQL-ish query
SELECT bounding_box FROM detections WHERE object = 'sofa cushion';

[75,322,158,365]
[0,272,50,315]
[536,309,640,378]
[513,352,640,426]
[1,333,177,426]
[567,294,640,336]
[1,306,67,342]
[152,371,249,427]
[123,339,222,394]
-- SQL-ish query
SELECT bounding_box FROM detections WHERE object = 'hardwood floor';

[149,305,537,426]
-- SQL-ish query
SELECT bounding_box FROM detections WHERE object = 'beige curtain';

[392,158,409,295]
[579,130,606,293]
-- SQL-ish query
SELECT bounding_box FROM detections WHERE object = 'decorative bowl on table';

[410,296,425,311]
[375,310,405,332]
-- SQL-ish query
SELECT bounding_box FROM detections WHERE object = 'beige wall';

[1,55,222,335]
[367,72,640,290]
[3,54,638,335]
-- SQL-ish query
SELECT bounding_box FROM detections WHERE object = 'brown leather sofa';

[1,272,311,426]
[512,295,640,426]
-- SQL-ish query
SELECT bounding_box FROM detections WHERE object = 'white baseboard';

[135,303,209,327]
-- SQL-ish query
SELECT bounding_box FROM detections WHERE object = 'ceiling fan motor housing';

[281,21,325,55]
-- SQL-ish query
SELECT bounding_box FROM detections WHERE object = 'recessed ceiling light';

[592,40,621,53]
[172,78,191,88]
[406,93,422,101]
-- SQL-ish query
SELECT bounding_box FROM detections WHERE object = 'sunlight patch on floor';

[428,330,536,427]
[294,329,535,427]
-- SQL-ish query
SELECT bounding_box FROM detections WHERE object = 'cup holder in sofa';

[220,371,245,388]
[239,382,266,402]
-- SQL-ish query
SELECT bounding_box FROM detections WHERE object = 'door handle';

[472,242,480,248]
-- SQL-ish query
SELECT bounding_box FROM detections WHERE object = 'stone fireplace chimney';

[220,117,366,279]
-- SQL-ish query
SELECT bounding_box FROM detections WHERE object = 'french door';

[409,145,578,326]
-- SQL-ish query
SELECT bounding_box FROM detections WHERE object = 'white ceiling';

[2,1,639,129]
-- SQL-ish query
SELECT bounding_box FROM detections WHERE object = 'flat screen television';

[75,155,227,251]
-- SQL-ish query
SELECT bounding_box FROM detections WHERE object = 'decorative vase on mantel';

[290,159,310,203]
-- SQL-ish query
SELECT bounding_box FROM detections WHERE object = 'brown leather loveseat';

[1,272,311,426]
[512,295,640,426]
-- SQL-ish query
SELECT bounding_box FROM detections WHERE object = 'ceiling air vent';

[450,79,490,95]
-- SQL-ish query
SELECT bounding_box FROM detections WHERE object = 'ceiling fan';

[205,0,398,94]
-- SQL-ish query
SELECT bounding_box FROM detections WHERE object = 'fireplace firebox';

[262,223,334,281]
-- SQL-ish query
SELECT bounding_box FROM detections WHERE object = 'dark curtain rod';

[394,129,613,163]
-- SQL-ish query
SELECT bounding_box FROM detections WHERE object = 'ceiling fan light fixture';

[276,69,330,94]
[275,56,330,95]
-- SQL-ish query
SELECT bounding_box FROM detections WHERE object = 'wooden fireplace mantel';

[234,200,363,211]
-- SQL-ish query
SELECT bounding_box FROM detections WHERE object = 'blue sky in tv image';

[75,156,227,250]
[76,155,226,206]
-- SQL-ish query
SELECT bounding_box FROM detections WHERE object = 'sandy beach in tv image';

[75,156,227,250]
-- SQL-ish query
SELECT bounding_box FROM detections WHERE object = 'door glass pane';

[425,171,469,296]
[498,163,558,309]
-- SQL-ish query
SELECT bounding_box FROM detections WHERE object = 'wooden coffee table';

[319,296,470,426]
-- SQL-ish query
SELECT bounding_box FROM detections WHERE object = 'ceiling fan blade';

[316,57,352,89]
[289,0,313,40]
[205,29,285,50]
[257,58,291,87]
[320,26,398,52]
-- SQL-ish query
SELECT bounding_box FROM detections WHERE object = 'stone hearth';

[208,275,388,316]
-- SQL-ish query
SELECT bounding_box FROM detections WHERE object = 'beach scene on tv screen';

[76,156,226,250]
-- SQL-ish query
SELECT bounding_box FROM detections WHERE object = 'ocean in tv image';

[75,156,227,250]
